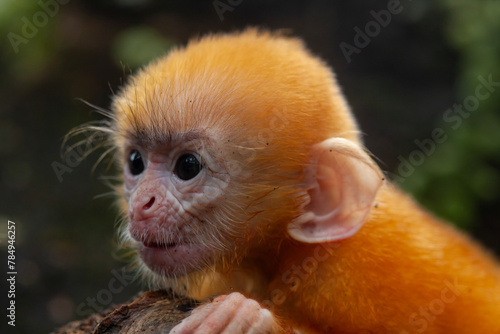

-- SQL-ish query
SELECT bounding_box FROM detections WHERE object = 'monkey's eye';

[128,150,145,175]
[175,153,202,181]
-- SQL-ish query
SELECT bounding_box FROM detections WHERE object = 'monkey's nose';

[144,197,155,210]
[130,194,160,222]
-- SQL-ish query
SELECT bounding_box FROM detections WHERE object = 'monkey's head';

[109,29,382,286]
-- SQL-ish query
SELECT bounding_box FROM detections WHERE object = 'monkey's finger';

[169,305,217,334]
[194,293,247,333]
[246,307,276,334]
[169,294,242,333]
[221,297,262,333]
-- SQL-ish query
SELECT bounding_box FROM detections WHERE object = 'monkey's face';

[122,130,231,277]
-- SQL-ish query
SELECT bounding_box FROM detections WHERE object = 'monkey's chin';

[138,242,206,277]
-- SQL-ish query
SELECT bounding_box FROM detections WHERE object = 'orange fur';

[108,29,500,333]
[273,185,500,332]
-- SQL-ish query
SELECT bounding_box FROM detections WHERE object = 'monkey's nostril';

[143,197,155,210]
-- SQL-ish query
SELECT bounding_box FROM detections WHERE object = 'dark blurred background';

[1,0,500,333]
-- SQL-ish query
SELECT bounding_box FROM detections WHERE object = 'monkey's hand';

[169,292,283,333]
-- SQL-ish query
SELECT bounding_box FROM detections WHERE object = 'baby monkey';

[91,30,500,333]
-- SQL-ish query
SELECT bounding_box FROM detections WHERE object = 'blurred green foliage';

[1,0,54,80]
[111,26,177,69]
[401,0,500,228]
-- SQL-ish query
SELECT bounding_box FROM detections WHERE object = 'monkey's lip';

[138,240,205,275]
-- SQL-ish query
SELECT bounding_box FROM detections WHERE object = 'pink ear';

[288,138,383,243]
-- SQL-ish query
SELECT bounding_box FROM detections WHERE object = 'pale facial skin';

[123,130,231,277]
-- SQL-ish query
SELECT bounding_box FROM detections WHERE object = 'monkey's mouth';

[143,240,178,249]
[138,238,207,276]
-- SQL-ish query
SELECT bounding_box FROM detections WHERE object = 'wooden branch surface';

[52,290,196,334]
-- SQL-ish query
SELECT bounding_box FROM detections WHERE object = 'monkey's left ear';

[288,138,383,243]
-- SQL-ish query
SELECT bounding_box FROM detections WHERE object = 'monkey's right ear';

[288,138,383,243]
